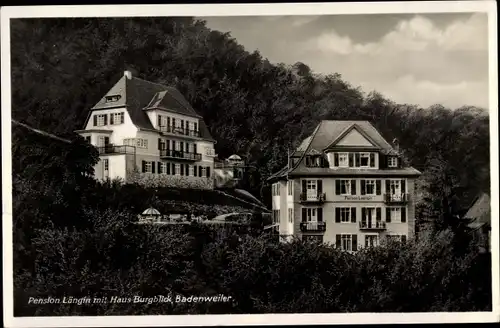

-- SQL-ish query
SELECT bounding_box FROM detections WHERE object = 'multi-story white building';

[75,71,217,188]
[267,120,422,250]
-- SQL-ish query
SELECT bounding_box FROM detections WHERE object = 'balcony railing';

[359,221,387,231]
[300,221,326,232]
[96,145,136,155]
[158,125,200,138]
[160,149,202,161]
[384,193,409,204]
[299,193,326,203]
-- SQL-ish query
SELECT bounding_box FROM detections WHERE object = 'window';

[124,138,134,146]
[338,153,349,167]
[360,153,370,167]
[363,180,376,195]
[103,159,109,171]
[288,208,293,223]
[342,235,352,251]
[306,156,322,167]
[96,114,107,126]
[388,157,398,167]
[388,180,401,195]
[361,207,382,228]
[206,167,211,178]
[287,181,293,195]
[175,164,180,176]
[306,208,317,222]
[98,136,109,147]
[306,180,316,192]
[365,235,378,248]
[386,235,406,243]
[85,136,91,143]
[160,162,167,174]
[273,210,281,224]
[110,112,124,125]
[105,95,121,103]
[340,180,351,195]
[273,183,281,196]
[189,165,194,176]
[144,162,152,173]
[340,208,351,223]
[390,208,402,222]
[205,146,215,156]
[136,139,148,149]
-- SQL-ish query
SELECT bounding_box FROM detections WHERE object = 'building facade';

[75,71,217,189]
[268,121,422,250]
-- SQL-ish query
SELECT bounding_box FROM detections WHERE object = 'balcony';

[96,145,136,155]
[299,193,326,203]
[384,193,409,204]
[158,125,200,138]
[300,221,326,232]
[160,149,202,161]
[359,221,387,231]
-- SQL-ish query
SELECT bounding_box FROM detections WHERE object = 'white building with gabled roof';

[75,71,217,189]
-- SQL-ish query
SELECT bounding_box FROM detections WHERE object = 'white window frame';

[96,114,106,126]
[104,159,109,171]
[175,164,181,176]
[389,179,401,195]
[388,157,398,168]
[364,179,376,195]
[136,139,148,149]
[338,152,349,167]
[341,234,353,251]
[287,181,293,196]
[340,179,351,195]
[365,234,378,248]
[144,162,152,173]
[340,207,351,223]
[111,112,124,125]
[362,207,377,226]
[306,208,317,222]
[360,152,371,167]
[389,207,402,223]
[98,136,106,147]
[160,162,167,174]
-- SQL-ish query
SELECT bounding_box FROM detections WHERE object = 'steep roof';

[87,73,213,141]
[267,120,420,181]
[465,193,491,228]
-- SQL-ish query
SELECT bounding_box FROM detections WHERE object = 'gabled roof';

[267,120,420,181]
[465,193,491,228]
[85,73,214,141]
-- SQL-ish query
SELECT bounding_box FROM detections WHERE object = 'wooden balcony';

[359,221,387,231]
[299,193,326,203]
[300,221,326,232]
[384,193,409,204]
[160,149,202,161]
[96,145,136,155]
[158,125,200,138]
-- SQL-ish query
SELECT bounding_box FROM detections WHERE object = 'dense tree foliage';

[10,17,492,315]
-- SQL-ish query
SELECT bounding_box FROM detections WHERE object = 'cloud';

[308,13,488,55]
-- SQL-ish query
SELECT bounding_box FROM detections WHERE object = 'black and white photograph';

[2,2,498,327]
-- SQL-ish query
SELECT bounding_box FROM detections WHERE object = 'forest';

[10,17,491,315]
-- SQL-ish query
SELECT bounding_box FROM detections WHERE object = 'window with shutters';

[288,208,293,223]
[388,180,402,195]
[341,234,353,251]
[365,235,378,248]
[144,162,152,173]
[340,208,351,223]
[273,210,281,224]
[160,162,167,174]
[340,180,351,195]
[390,207,402,222]
[388,156,398,167]
[338,153,349,167]
[363,179,376,195]
[175,164,180,176]
[110,112,124,125]
[189,165,194,176]
[360,153,370,167]
[306,208,317,222]
[361,207,381,228]
[95,114,107,126]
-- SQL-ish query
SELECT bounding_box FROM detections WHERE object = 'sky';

[202,13,490,110]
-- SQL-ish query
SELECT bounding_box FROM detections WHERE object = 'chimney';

[392,138,399,152]
[124,70,132,80]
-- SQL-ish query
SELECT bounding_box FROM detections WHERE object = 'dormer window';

[388,156,398,168]
[105,95,121,103]
[305,156,324,168]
